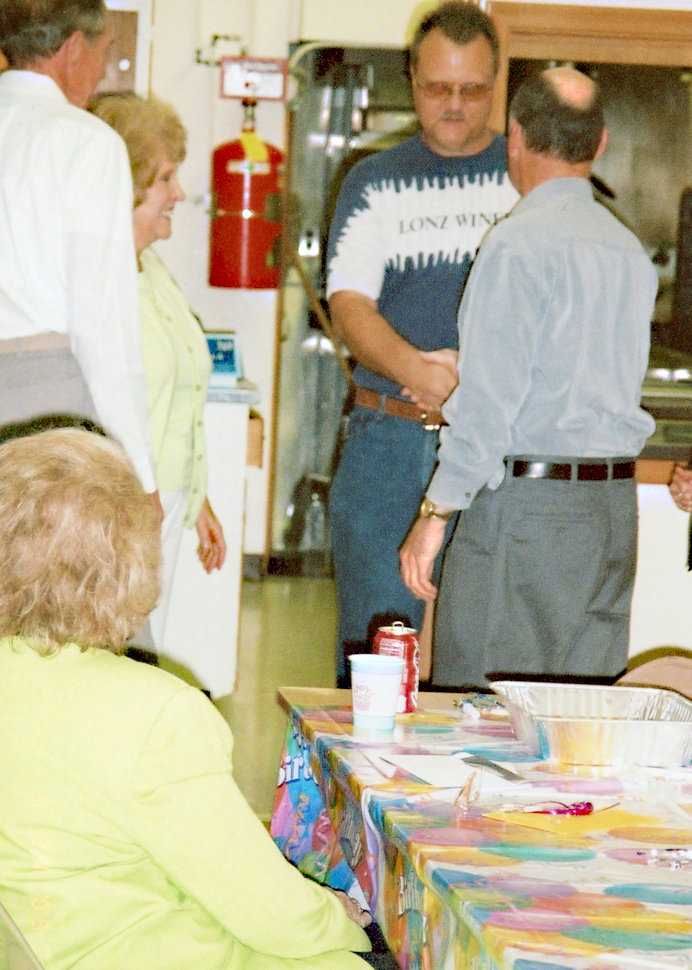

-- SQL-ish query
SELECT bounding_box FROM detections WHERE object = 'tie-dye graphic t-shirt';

[326,132,518,397]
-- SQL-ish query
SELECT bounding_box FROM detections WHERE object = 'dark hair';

[409,1,499,76]
[0,0,106,68]
[509,71,605,164]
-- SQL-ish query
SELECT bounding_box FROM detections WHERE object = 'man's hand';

[400,515,448,601]
[329,292,458,408]
[669,463,692,513]
[400,348,459,411]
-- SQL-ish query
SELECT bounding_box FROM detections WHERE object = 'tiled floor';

[215,576,337,820]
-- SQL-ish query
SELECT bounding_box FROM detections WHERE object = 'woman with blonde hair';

[0,428,372,969]
[90,92,226,657]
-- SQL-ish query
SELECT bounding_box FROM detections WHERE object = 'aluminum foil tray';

[491,681,692,768]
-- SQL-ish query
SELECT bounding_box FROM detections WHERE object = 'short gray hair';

[0,0,106,68]
[510,70,605,164]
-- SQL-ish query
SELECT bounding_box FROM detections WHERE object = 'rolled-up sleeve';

[66,131,155,492]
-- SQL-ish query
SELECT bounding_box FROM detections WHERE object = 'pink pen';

[523,800,594,816]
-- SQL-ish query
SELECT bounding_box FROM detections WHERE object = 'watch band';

[419,497,454,521]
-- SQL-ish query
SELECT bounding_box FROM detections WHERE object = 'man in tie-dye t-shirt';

[326,2,518,684]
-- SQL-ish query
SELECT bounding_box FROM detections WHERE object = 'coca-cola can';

[373,621,419,713]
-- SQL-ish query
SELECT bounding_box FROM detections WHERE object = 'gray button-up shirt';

[428,177,656,509]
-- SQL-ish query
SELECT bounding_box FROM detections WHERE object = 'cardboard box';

[247,410,263,467]
[635,459,675,484]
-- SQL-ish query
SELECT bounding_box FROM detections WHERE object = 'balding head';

[509,66,605,164]
[545,66,597,110]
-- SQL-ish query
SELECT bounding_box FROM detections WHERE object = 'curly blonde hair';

[90,93,187,206]
[0,429,161,655]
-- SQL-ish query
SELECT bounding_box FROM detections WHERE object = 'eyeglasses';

[413,78,493,102]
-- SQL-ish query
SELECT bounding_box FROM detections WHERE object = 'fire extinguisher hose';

[283,238,354,386]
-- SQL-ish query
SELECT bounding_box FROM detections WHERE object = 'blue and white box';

[206,332,243,390]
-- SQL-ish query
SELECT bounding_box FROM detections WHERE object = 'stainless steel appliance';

[269,44,415,574]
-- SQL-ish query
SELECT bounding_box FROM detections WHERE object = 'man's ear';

[60,30,86,67]
[594,127,609,161]
[507,118,522,155]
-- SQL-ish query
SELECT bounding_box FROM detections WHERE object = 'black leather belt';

[507,459,636,482]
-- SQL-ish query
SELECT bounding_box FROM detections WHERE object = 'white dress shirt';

[0,70,155,491]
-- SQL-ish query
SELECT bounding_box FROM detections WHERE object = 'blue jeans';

[329,406,450,684]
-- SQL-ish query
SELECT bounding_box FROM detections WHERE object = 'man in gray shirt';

[400,67,656,687]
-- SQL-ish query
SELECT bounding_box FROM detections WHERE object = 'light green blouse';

[0,638,370,969]
[139,246,211,527]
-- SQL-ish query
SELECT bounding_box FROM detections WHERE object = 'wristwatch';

[419,497,454,521]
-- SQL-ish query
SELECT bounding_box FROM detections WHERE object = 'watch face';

[420,497,452,520]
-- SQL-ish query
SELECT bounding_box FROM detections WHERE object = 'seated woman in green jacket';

[0,428,372,970]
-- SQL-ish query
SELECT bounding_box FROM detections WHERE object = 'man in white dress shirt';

[0,0,157,502]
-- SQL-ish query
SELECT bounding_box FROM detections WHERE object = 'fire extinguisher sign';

[219,57,287,102]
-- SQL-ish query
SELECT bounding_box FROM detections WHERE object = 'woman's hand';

[195,498,227,573]
[330,889,372,928]
[669,464,692,513]
[148,489,164,523]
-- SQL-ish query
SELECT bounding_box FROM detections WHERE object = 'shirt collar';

[0,69,68,105]
[515,176,593,214]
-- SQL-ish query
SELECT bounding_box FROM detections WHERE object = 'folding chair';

[0,901,45,970]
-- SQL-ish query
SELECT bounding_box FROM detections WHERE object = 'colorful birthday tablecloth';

[270,688,692,970]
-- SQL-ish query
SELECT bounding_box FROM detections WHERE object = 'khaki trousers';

[0,333,99,440]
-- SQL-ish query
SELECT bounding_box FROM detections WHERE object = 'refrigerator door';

[271,44,416,574]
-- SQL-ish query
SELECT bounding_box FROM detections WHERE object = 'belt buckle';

[420,411,442,432]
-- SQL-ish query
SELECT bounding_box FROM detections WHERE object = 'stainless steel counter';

[640,345,692,462]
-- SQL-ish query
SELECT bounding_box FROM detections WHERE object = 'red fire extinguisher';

[209,99,284,289]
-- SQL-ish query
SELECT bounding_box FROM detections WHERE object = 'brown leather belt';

[507,459,636,482]
[354,386,447,430]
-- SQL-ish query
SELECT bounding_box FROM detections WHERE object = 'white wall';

[105,0,151,91]
[632,487,692,657]
[299,0,692,45]
[146,1,301,558]
[141,0,690,562]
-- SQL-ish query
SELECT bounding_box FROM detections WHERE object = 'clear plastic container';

[491,681,692,767]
